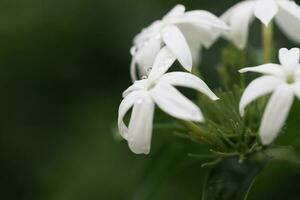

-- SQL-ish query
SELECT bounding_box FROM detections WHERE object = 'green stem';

[179,120,207,139]
[178,120,227,150]
[262,23,273,63]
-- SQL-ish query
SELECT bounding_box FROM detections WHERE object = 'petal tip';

[260,134,273,146]
[212,96,220,101]
[128,142,150,155]
[238,68,246,73]
[193,112,204,122]
[185,66,193,72]
[239,106,245,117]
[261,20,271,27]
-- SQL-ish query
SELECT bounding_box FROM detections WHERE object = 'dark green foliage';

[202,154,271,200]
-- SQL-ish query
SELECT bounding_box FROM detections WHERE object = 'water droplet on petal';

[130,47,137,55]
[146,67,152,73]
[141,75,148,79]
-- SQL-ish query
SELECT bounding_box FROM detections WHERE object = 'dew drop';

[146,67,152,73]
[130,47,137,56]
[141,75,148,79]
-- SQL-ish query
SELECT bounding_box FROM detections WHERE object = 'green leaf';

[264,146,300,164]
[202,153,271,200]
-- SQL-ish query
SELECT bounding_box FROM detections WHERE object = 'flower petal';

[133,21,162,45]
[178,23,221,49]
[176,24,204,65]
[259,84,294,145]
[130,57,138,81]
[239,76,283,116]
[160,72,219,100]
[175,10,229,30]
[128,93,155,154]
[276,1,300,44]
[148,46,176,82]
[239,63,285,77]
[122,79,147,97]
[279,48,300,72]
[254,0,278,26]
[164,4,185,19]
[118,91,145,139]
[162,25,192,71]
[151,83,203,122]
[135,38,162,78]
[221,1,255,49]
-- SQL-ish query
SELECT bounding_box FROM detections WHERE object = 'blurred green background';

[2,0,300,199]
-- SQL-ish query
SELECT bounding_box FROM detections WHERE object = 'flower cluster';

[222,0,300,49]
[130,4,228,80]
[117,1,300,155]
[240,48,300,145]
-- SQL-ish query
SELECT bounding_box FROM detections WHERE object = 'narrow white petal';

[122,79,147,97]
[175,10,229,30]
[259,84,294,145]
[178,23,221,49]
[148,46,176,82]
[176,24,207,65]
[221,1,255,49]
[221,1,242,21]
[279,48,300,71]
[130,58,138,81]
[160,72,219,100]
[239,76,283,116]
[254,0,278,26]
[162,25,192,71]
[135,38,162,77]
[239,63,285,77]
[164,4,185,19]
[276,1,300,44]
[128,94,155,154]
[118,91,145,139]
[151,83,203,122]
[133,21,162,45]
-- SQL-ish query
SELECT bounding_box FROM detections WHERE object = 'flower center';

[286,74,295,84]
[147,81,157,91]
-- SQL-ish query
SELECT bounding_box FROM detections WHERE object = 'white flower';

[130,4,229,81]
[118,54,219,154]
[222,0,300,49]
[239,48,300,145]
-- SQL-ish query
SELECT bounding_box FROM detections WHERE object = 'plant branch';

[262,23,273,63]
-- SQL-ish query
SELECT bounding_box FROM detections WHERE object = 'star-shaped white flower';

[222,0,300,49]
[239,48,300,145]
[118,53,218,154]
[130,4,229,81]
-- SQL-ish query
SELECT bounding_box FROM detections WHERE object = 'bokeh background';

[2,0,300,199]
